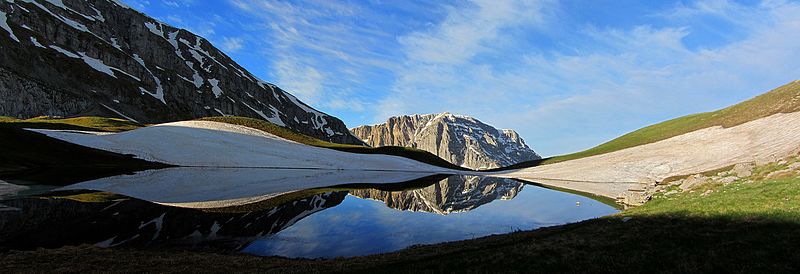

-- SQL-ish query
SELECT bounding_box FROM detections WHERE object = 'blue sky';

[123,0,800,156]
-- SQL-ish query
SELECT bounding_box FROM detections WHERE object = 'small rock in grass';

[732,162,755,178]
[718,176,738,184]
[680,174,707,191]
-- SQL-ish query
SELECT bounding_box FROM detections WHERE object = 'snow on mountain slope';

[352,113,541,169]
[60,167,441,209]
[29,121,455,172]
[0,0,361,144]
[495,112,800,200]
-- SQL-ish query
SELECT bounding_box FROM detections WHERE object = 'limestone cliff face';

[0,0,361,144]
[351,113,540,169]
[349,176,524,215]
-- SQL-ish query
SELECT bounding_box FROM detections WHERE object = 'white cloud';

[221,37,244,52]
[375,0,800,156]
[274,58,325,104]
[399,0,546,65]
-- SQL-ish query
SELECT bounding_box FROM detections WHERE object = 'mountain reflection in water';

[0,168,618,258]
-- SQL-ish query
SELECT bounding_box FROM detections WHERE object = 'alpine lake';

[0,168,618,258]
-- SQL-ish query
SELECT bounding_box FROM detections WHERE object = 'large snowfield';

[29,121,456,172]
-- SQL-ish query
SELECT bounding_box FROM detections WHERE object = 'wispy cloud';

[220,37,244,52]
[375,0,800,155]
[129,0,800,156]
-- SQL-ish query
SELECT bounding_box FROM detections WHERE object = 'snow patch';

[268,105,286,126]
[213,108,226,116]
[241,101,285,126]
[49,45,80,58]
[284,93,328,130]
[0,10,20,42]
[133,53,166,104]
[99,103,139,123]
[44,0,66,9]
[89,6,104,22]
[144,21,164,37]
[29,36,45,48]
[109,0,131,9]
[33,121,458,173]
[208,78,223,98]
[79,52,116,77]
[109,37,122,50]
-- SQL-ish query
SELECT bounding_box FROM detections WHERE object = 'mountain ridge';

[351,112,540,170]
[0,0,362,144]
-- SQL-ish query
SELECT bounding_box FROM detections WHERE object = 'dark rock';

[0,0,361,144]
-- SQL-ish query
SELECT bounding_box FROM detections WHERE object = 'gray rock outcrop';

[351,113,540,169]
[0,0,361,144]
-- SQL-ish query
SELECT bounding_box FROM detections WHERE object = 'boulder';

[732,162,756,178]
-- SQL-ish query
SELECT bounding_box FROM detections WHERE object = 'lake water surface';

[0,168,618,258]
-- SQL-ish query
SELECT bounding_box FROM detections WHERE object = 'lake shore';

[3,171,798,273]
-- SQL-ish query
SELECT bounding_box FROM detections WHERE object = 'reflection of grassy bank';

[3,175,798,272]
[513,178,622,210]
[204,174,450,213]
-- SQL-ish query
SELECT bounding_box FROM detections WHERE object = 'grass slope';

[199,116,470,171]
[0,116,143,132]
[493,80,800,170]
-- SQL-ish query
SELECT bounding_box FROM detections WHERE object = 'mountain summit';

[0,0,361,144]
[351,113,541,169]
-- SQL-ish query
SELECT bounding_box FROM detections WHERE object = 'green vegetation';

[0,116,142,132]
[627,176,800,222]
[491,80,800,170]
[200,116,470,171]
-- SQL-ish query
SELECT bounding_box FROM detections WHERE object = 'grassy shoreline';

[2,165,798,273]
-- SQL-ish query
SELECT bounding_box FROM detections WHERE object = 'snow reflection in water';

[0,168,618,258]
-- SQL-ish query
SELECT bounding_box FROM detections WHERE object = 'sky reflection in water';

[243,180,618,258]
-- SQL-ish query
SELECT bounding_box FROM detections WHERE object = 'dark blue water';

[0,170,618,259]
[243,177,617,258]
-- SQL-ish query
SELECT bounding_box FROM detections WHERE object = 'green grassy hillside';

[0,116,142,132]
[199,116,470,171]
[493,80,800,171]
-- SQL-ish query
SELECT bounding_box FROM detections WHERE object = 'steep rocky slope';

[0,0,361,144]
[352,113,540,169]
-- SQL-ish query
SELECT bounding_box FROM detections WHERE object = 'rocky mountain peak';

[351,113,541,169]
[0,0,362,144]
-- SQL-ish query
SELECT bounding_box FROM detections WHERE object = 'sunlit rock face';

[351,113,540,169]
[0,191,347,251]
[349,176,524,215]
[0,0,361,144]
